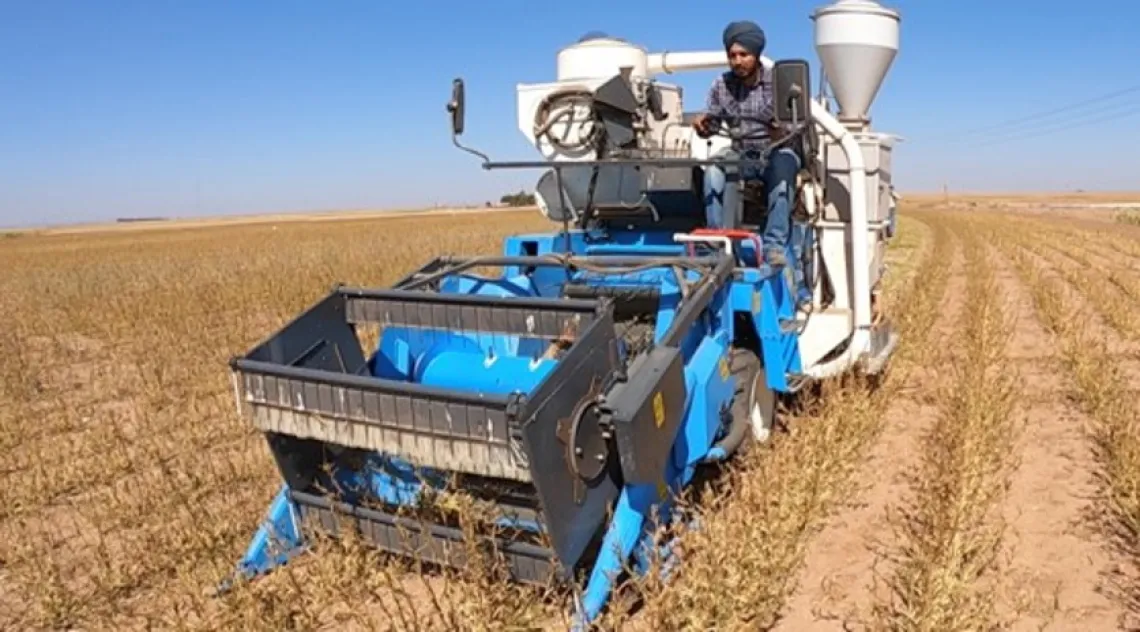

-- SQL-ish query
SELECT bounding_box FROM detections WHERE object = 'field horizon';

[6,189,1140,237]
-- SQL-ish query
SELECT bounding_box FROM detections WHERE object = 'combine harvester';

[224,0,902,626]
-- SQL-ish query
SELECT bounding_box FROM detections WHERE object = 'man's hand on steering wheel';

[768,121,790,143]
[692,113,715,138]
[714,120,770,143]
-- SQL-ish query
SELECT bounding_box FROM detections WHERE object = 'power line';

[971,101,1140,148]
[967,94,1140,140]
[956,83,1140,138]
[933,95,1139,148]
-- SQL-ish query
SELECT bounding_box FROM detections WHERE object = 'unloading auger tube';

[222,1,902,628]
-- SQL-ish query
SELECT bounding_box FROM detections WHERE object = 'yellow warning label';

[752,292,760,314]
[653,392,665,428]
[719,356,731,381]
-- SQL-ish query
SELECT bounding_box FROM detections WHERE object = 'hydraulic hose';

[706,405,749,461]
[533,90,599,153]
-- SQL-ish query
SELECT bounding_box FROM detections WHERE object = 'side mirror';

[444,77,491,164]
[447,78,465,136]
[771,60,811,124]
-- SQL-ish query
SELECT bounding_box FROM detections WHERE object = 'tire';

[729,347,776,445]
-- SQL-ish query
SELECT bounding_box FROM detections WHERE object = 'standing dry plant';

[871,218,1023,631]
[993,222,1140,626]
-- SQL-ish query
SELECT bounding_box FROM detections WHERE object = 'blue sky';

[1,0,1137,227]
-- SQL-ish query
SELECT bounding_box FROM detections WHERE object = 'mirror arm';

[450,129,492,166]
[788,84,802,125]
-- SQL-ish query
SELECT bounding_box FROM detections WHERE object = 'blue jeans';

[704,148,809,302]
[704,147,800,254]
[790,219,813,305]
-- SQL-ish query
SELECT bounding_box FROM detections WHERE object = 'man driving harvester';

[691,20,812,309]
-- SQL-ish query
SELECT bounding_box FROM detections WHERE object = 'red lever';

[688,228,763,261]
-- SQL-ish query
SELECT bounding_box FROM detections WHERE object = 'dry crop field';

[3,197,1140,630]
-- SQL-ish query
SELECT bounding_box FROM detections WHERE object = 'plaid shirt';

[704,67,775,153]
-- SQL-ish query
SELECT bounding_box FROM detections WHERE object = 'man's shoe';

[764,246,788,267]
[795,297,813,319]
[796,288,813,312]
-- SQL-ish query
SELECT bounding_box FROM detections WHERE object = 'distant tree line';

[499,190,536,206]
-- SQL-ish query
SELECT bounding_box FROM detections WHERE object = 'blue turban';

[723,20,765,57]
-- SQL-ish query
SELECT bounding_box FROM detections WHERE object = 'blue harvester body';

[226,223,810,624]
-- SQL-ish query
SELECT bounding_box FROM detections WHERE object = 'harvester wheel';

[730,347,776,444]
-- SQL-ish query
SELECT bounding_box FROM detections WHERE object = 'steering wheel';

[708,117,772,144]
[695,117,780,172]
[700,115,811,167]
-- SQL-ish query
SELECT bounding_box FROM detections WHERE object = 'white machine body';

[517,36,690,161]
[813,0,900,125]
[516,0,902,375]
